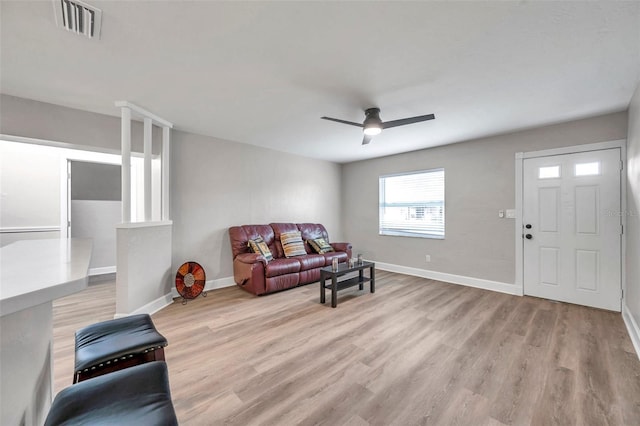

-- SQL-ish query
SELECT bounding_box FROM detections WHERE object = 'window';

[538,165,560,179]
[379,168,445,239]
[575,161,600,176]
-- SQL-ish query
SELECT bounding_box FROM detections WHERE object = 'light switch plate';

[506,209,516,219]
[498,210,505,218]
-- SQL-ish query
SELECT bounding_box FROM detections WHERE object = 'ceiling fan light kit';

[321,107,435,145]
[363,126,382,136]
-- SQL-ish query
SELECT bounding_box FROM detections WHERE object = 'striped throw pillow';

[248,236,273,261]
[280,231,307,258]
[308,238,334,254]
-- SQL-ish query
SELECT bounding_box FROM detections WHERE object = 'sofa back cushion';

[269,223,299,258]
[297,223,330,254]
[229,225,276,259]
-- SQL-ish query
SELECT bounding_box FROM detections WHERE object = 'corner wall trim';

[622,303,640,361]
[374,262,523,296]
[170,276,236,299]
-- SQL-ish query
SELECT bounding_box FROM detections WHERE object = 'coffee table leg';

[370,265,375,293]
[331,275,338,308]
[320,275,326,304]
[359,268,364,291]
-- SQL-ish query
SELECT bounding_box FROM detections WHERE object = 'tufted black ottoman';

[45,361,178,426]
[74,314,168,383]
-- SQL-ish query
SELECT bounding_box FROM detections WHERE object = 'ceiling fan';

[321,108,435,145]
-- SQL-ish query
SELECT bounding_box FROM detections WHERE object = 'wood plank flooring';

[52,271,640,425]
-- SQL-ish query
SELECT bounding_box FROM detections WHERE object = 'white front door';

[523,148,622,311]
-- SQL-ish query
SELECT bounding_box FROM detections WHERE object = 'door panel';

[538,187,559,232]
[575,249,598,291]
[523,148,621,311]
[539,247,559,285]
[575,186,598,234]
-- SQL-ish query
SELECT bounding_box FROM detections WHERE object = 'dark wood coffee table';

[320,261,375,308]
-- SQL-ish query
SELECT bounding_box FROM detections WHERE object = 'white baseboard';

[170,276,236,299]
[622,303,640,361]
[114,293,174,319]
[89,266,116,276]
[114,277,236,319]
[374,261,523,296]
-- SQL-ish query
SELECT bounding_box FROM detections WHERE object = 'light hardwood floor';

[53,271,640,425]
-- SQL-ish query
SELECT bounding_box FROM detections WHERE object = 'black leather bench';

[74,313,168,383]
[45,361,178,426]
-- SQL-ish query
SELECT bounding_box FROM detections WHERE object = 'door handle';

[525,234,533,239]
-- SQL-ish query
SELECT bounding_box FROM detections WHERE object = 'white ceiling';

[1,1,639,163]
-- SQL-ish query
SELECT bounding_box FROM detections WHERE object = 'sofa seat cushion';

[323,251,348,265]
[265,258,301,278]
[297,254,326,271]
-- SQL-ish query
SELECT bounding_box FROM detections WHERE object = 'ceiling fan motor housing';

[363,108,383,135]
[364,108,382,125]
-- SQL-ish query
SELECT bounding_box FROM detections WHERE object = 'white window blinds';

[379,168,445,239]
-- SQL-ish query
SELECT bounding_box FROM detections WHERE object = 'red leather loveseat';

[229,223,352,295]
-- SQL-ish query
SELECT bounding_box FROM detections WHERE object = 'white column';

[161,126,171,221]
[143,117,152,222]
[121,107,131,223]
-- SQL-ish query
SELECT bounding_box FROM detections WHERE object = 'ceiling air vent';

[53,0,102,39]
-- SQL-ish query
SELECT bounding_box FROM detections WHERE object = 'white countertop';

[0,238,92,317]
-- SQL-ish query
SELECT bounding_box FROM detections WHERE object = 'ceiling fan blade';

[321,116,363,128]
[382,114,435,129]
[362,134,373,145]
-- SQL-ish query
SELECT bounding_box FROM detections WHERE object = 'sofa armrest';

[331,242,352,252]
[235,252,268,266]
[331,242,353,259]
[233,255,266,294]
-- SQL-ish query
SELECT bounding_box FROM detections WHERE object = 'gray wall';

[342,112,628,284]
[171,130,343,281]
[0,94,161,154]
[626,83,640,330]
[2,93,629,290]
[70,161,121,201]
[1,95,344,283]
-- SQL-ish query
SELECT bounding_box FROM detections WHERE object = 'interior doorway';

[68,160,122,275]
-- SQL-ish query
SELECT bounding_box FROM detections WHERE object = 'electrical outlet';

[425,255,431,262]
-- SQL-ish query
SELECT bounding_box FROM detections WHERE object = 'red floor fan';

[175,261,207,304]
